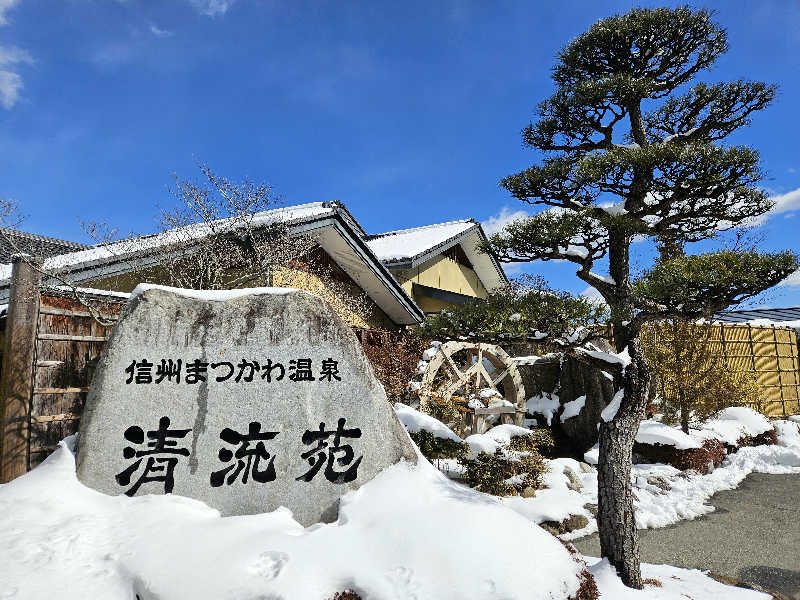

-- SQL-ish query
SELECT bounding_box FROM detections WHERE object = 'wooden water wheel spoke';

[418,341,526,434]
[491,368,509,386]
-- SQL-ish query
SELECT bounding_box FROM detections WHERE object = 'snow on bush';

[393,403,462,443]
[635,420,701,450]
[696,406,773,446]
[0,437,585,600]
[465,424,534,456]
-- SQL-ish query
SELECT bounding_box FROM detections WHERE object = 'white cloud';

[0,70,22,108]
[0,45,32,66]
[481,206,529,237]
[0,45,32,109]
[581,285,609,307]
[189,0,235,17]
[149,23,174,38]
[0,0,19,26]
[768,187,800,218]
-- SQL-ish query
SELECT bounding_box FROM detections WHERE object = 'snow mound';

[636,420,702,450]
[0,438,583,600]
[393,403,463,443]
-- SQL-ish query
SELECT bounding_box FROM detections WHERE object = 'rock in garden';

[77,286,417,526]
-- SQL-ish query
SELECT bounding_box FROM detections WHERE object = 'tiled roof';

[714,307,800,324]
[0,229,88,264]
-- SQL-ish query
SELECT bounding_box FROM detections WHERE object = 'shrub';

[509,428,556,457]
[642,321,764,432]
[634,438,725,474]
[732,426,778,452]
[459,448,549,496]
[425,394,467,434]
[359,332,429,404]
[409,429,469,461]
[573,569,600,600]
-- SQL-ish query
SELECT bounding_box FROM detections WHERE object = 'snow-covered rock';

[527,392,560,426]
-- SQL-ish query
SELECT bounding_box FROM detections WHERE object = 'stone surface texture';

[77,287,417,526]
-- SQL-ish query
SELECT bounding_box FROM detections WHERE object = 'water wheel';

[418,342,526,433]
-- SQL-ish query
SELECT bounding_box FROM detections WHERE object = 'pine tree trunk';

[597,337,650,589]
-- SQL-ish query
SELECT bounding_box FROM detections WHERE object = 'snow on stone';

[561,396,586,421]
[479,388,501,399]
[601,389,623,422]
[504,458,592,526]
[584,444,599,466]
[588,557,770,599]
[527,392,561,426]
[393,403,463,443]
[514,352,560,366]
[636,420,701,450]
[416,360,428,375]
[0,437,584,600]
[130,283,298,302]
[578,345,631,369]
[366,220,475,263]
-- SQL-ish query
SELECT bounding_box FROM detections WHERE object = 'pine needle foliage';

[420,275,605,341]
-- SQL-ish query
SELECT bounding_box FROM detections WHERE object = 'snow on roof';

[365,219,476,264]
[0,202,336,282]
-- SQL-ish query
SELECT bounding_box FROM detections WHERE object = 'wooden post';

[0,256,42,482]
[772,326,786,417]
[791,330,800,412]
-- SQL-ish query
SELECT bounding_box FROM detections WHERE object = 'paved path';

[572,473,800,599]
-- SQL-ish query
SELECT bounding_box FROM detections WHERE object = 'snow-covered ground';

[0,436,587,600]
[1,405,794,599]
[394,404,800,543]
[0,434,778,600]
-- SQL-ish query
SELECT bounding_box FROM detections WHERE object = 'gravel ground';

[572,473,800,599]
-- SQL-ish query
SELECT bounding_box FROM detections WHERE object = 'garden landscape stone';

[77,286,417,526]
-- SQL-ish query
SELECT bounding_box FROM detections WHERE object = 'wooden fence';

[638,322,800,418]
[0,258,126,481]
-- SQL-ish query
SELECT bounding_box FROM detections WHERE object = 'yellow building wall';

[392,252,488,314]
[84,259,398,331]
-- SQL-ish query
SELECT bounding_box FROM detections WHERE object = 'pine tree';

[484,7,798,587]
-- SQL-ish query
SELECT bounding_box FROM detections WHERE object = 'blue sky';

[1,0,799,307]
